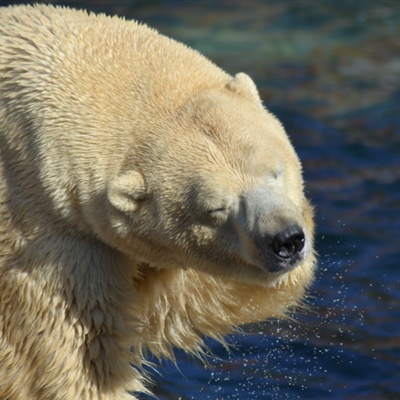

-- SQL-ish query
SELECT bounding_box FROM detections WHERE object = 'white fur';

[0,5,316,399]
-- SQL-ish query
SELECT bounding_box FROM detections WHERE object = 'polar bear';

[0,4,315,400]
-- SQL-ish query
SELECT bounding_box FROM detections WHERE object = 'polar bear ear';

[226,72,263,107]
[107,171,148,213]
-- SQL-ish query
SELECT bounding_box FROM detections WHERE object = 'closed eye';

[206,208,229,225]
[268,166,284,183]
[275,165,284,179]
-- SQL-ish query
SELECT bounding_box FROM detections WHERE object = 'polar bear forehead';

[181,90,295,180]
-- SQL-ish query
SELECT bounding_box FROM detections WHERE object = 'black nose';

[272,225,305,260]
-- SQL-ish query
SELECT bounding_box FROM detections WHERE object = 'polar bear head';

[94,73,313,287]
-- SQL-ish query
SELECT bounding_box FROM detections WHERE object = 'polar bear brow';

[208,207,227,213]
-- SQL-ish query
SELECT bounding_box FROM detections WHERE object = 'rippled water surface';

[2,1,399,399]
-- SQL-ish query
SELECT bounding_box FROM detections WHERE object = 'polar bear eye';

[275,166,284,179]
[207,208,229,225]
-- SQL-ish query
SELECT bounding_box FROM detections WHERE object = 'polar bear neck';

[133,264,314,359]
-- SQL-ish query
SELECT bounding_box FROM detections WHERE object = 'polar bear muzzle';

[271,224,305,263]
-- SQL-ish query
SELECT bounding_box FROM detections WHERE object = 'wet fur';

[0,5,316,399]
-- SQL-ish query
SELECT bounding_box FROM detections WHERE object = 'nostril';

[272,225,305,260]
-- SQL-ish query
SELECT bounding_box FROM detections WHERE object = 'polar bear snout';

[271,224,305,268]
[234,187,310,274]
[272,224,305,260]
[252,220,308,274]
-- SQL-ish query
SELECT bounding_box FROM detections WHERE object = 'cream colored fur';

[0,5,316,400]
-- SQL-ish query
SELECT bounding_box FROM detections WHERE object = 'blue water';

[2,1,398,399]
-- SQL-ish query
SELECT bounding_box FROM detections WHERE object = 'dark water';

[2,1,399,399]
